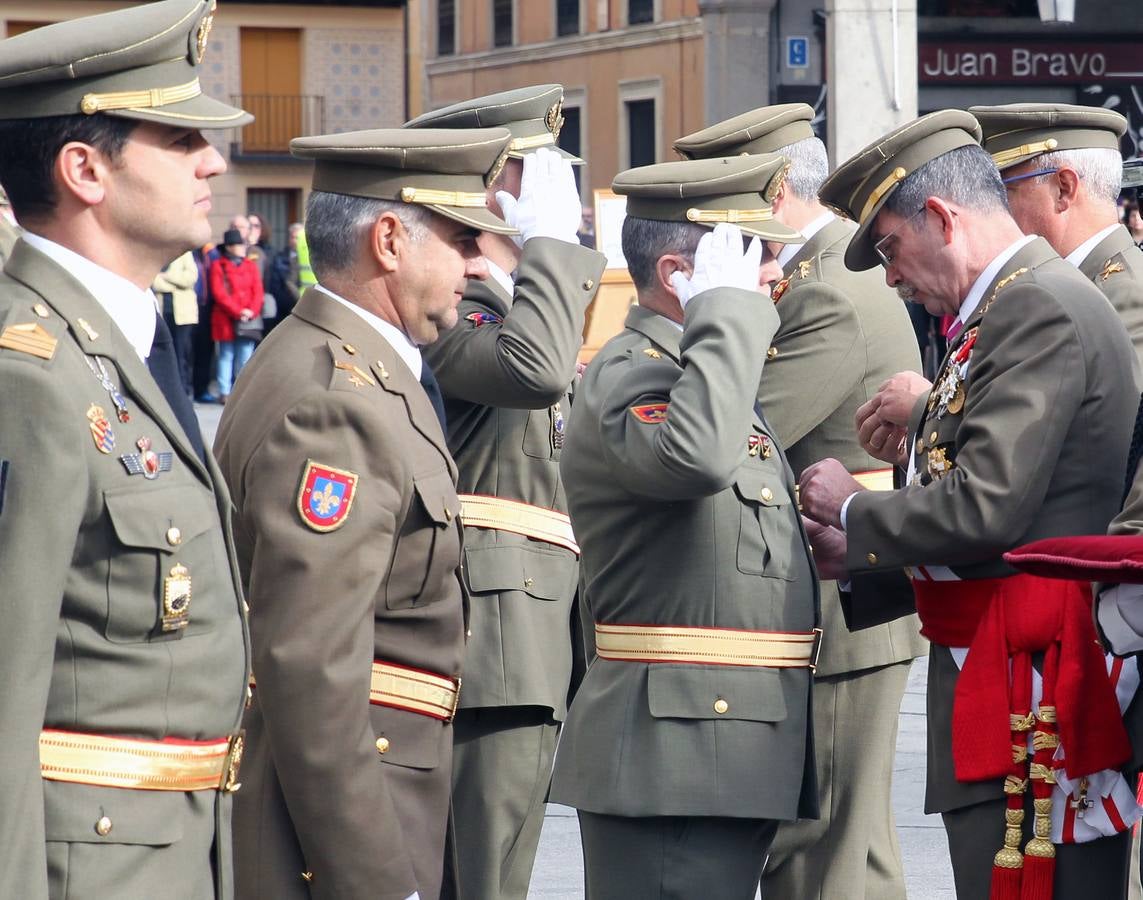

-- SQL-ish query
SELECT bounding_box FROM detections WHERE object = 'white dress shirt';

[485,258,515,298]
[22,231,159,360]
[315,284,422,380]
[776,211,834,270]
[1066,222,1120,267]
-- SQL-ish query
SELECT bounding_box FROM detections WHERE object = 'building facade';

[3,0,408,249]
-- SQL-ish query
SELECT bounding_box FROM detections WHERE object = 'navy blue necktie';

[419,362,448,433]
[148,313,207,464]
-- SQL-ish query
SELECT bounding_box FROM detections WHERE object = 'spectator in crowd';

[210,227,263,402]
[247,212,277,321]
[153,250,199,396]
[192,241,219,402]
[1125,200,1143,248]
[264,221,302,333]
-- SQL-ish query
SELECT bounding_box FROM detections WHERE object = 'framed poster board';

[593,189,629,271]
[581,190,636,363]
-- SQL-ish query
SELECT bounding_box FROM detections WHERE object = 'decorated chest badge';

[121,436,172,479]
[747,434,773,459]
[551,402,565,450]
[86,404,115,454]
[466,312,502,328]
[298,460,359,532]
[630,402,669,424]
[929,326,978,419]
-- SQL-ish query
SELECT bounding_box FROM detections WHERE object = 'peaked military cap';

[612,153,802,242]
[0,0,250,129]
[970,102,1127,171]
[819,109,983,271]
[405,84,582,164]
[290,127,517,235]
[674,103,817,159]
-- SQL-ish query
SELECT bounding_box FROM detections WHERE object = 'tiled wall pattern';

[305,28,406,133]
[200,24,242,154]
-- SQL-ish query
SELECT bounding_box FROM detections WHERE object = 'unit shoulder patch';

[0,322,57,360]
[465,311,503,328]
[630,402,669,424]
[298,459,359,532]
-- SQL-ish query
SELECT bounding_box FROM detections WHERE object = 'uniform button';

[929,431,938,443]
[466,629,473,638]
[445,508,454,522]
[343,343,357,355]
[760,487,773,502]
[95,816,113,836]
[301,871,314,883]
[375,737,390,754]
[166,526,182,546]
[583,278,595,291]
[766,346,779,360]
[713,698,729,714]
[867,552,879,565]
[523,577,535,588]
[33,303,50,318]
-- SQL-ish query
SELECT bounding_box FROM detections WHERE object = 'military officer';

[800,110,1139,899]
[973,103,1143,366]
[0,2,251,898]
[404,85,607,900]
[675,104,926,900]
[550,154,821,898]
[214,127,517,900]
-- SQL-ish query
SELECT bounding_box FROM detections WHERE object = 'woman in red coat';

[209,228,264,400]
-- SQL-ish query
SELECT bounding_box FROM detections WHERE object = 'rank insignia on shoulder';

[334,360,376,387]
[298,460,358,532]
[121,437,172,479]
[630,403,668,424]
[0,322,56,360]
[797,260,813,279]
[466,312,502,327]
[1099,259,1125,282]
[770,277,791,303]
[642,348,662,360]
[86,404,115,454]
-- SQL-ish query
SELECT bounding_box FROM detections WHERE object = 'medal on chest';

[551,402,565,450]
[929,326,978,420]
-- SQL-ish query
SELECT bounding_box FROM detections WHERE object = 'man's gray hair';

[621,216,707,291]
[884,144,1009,222]
[304,191,430,279]
[1035,147,1122,205]
[773,136,829,202]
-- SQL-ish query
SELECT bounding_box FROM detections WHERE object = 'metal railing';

[230,94,325,156]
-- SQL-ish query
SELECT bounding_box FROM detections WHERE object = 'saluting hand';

[496,146,582,247]
[668,223,763,309]
[799,458,862,530]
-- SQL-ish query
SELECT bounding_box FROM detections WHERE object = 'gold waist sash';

[39,729,243,792]
[595,622,822,670]
[458,494,579,555]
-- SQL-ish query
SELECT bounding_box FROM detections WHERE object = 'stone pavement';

[195,401,954,899]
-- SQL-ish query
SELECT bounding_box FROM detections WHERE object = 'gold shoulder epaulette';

[0,322,57,360]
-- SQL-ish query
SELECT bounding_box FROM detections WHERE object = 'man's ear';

[55,141,108,208]
[369,211,402,273]
[1055,167,1081,211]
[771,180,788,215]
[656,253,690,298]
[927,197,958,246]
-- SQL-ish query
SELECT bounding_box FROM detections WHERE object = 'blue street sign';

[787,36,809,69]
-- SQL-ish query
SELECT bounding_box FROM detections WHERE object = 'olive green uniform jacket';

[844,237,1138,814]
[0,239,249,900]
[1079,224,1143,368]
[422,238,606,716]
[765,217,926,675]
[215,289,466,900]
[550,289,820,821]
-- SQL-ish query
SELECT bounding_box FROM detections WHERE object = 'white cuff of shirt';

[839,492,858,532]
[1097,584,1143,656]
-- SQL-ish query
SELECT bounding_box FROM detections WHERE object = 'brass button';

[33,303,50,318]
[377,362,390,379]
[929,431,938,443]
[523,577,535,588]
[766,346,779,360]
[301,871,314,883]
[375,737,390,754]
[343,343,357,355]
[867,552,879,565]
[583,278,595,291]
[713,698,729,714]
[915,437,925,454]
[760,487,773,502]
[466,628,473,638]
[445,508,454,522]
[95,816,113,836]
[166,526,182,546]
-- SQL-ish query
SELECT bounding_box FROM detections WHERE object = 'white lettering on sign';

[1011,48,1107,78]
[922,49,998,78]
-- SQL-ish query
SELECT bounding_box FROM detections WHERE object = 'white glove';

[668,223,763,309]
[495,146,582,247]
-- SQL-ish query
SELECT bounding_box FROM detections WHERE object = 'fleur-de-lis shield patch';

[298,460,358,532]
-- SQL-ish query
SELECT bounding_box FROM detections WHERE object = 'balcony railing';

[230,94,325,157]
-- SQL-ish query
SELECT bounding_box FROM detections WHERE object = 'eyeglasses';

[874,206,927,267]
[1001,168,1059,186]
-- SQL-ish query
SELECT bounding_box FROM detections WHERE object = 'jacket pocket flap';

[647,665,787,722]
[43,780,186,845]
[733,469,792,508]
[464,543,576,600]
[369,704,443,770]
[413,471,460,527]
[105,485,213,551]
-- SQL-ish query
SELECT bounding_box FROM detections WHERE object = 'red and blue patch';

[297,460,359,532]
[466,312,503,328]
[630,403,669,424]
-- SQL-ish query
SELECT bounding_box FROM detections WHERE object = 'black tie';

[419,362,448,432]
[148,313,207,464]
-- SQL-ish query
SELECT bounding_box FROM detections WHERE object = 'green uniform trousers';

[579,812,778,900]
[943,795,1131,900]
[445,707,557,899]
[761,660,911,900]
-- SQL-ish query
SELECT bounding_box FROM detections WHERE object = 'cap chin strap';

[399,187,488,208]
[685,207,774,224]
